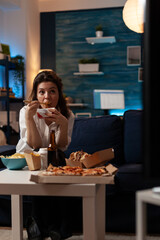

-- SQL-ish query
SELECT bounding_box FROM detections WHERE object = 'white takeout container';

[37,108,55,118]
[38,148,48,169]
[66,148,115,168]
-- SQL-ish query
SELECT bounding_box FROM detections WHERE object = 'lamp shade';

[123,0,144,33]
[38,69,53,73]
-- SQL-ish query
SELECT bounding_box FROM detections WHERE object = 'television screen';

[93,89,125,110]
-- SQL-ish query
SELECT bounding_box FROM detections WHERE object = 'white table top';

[137,189,160,206]
[0,168,107,197]
[0,168,36,185]
[0,167,114,184]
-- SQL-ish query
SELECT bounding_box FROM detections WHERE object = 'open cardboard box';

[65,148,114,168]
[24,150,41,171]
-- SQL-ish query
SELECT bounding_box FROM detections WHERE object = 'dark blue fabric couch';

[0,110,160,233]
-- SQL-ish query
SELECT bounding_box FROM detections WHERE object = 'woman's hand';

[25,101,40,120]
[45,108,69,148]
[25,101,42,149]
[45,108,68,127]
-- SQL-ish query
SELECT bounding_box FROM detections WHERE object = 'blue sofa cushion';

[65,115,124,166]
[123,110,143,163]
[115,163,160,192]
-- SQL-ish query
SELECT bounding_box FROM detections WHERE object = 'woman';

[16,70,74,154]
[16,70,75,240]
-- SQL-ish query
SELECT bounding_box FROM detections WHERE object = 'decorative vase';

[96,31,103,38]
[78,63,99,72]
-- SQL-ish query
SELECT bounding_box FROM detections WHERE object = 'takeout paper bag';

[65,148,114,168]
[82,148,114,168]
[24,150,41,171]
[106,163,118,175]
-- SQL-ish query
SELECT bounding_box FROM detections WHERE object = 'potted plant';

[78,58,99,72]
[95,24,103,38]
[0,43,11,60]
[11,55,25,94]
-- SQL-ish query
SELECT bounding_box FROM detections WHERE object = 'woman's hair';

[29,70,70,118]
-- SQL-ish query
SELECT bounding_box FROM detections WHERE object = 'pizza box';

[24,150,41,171]
[65,148,114,168]
[30,172,115,184]
[30,163,118,184]
[105,163,118,175]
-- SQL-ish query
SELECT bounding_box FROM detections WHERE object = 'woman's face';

[37,81,59,108]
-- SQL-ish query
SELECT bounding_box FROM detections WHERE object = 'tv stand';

[136,189,160,240]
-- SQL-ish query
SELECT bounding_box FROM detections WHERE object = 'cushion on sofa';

[65,115,124,166]
[123,110,143,163]
[115,163,160,192]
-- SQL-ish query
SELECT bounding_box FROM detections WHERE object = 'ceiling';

[0,0,126,12]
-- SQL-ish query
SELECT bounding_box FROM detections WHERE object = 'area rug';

[0,229,160,240]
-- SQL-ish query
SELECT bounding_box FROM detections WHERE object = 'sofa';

[0,110,160,233]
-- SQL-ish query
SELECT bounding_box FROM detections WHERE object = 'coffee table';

[0,168,114,240]
[136,189,160,240]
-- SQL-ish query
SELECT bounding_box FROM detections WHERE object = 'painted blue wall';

[56,8,143,116]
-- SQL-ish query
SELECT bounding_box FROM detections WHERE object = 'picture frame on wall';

[138,67,143,82]
[127,46,141,66]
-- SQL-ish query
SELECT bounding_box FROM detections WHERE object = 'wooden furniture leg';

[11,195,23,240]
[83,184,105,240]
[136,192,147,240]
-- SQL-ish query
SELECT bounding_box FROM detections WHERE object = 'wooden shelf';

[0,96,23,102]
[0,59,16,70]
[73,72,104,76]
[85,36,116,44]
[67,103,88,108]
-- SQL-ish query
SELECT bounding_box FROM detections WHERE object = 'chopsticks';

[23,100,50,106]
[23,100,32,104]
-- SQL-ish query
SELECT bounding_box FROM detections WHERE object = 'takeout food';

[23,100,54,118]
[42,163,118,176]
[0,153,25,159]
[66,148,115,168]
[37,108,55,118]
[23,100,51,108]
[69,150,91,162]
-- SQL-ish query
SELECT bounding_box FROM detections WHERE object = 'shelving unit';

[85,36,116,45]
[74,36,116,76]
[0,57,25,143]
[72,36,116,112]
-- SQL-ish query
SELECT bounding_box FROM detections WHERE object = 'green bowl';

[1,157,27,170]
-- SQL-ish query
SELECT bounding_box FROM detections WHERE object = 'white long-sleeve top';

[16,106,75,153]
